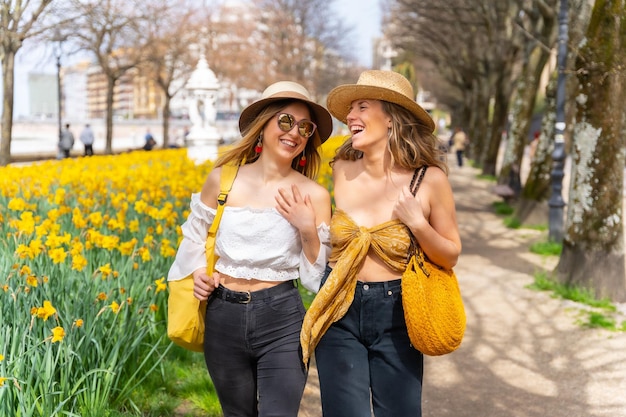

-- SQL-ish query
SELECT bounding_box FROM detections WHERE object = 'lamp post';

[53,29,63,150]
[548,0,568,242]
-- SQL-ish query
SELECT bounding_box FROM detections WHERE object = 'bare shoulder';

[297,174,331,202]
[424,165,449,184]
[200,166,223,208]
[422,166,454,200]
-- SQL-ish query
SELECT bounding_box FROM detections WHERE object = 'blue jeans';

[204,280,306,417]
[456,149,464,167]
[315,275,424,417]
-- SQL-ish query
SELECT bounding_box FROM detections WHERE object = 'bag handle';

[407,166,429,270]
[205,163,240,255]
[409,165,427,196]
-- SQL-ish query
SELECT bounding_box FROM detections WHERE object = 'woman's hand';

[275,184,317,232]
[394,186,428,231]
[192,267,220,300]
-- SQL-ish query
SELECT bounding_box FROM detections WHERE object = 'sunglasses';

[275,113,317,139]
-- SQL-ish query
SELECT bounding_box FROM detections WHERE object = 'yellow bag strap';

[206,163,240,250]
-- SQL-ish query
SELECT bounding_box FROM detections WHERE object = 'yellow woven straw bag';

[167,164,239,352]
[402,244,466,355]
[401,166,466,356]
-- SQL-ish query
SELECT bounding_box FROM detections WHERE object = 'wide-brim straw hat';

[326,70,435,133]
[239,81,333,143]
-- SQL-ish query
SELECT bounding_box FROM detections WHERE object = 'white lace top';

[167,193,330,293]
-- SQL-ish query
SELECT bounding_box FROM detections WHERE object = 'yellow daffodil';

[97,292,107,301]
[48,247,67,264]
[88,212,103,227]
[149,304,158,312]
[71,254,88,271]
[110,301,120,314]
[118,239,137,256]
[73,318,84,328]
[129,219,140,233]
[29,239,44,257]
[26,275,38,287]
[8,197,27,210]
[0,376,7,386]
[134,200,148,214]
[51,326,65,343]
[138,247,151,262]
[37,300,57,321]
[155,277,167,293]
[98,263,113,278]
[15,211,35,235]
[15,244,33,259]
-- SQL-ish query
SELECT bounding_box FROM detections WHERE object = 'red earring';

[255,135,263,154]
[298,153,306,167]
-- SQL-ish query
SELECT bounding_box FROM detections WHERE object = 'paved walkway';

[299,163,626,417]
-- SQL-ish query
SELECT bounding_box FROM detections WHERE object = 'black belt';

[213,280,297,304]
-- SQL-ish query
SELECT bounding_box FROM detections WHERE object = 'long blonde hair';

[216,99,323,179]
[333,101,447,174]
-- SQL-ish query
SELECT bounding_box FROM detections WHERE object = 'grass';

[528,272,626,332]
[530,240,562,256]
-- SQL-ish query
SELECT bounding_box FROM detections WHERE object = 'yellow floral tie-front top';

[300,209,412,366]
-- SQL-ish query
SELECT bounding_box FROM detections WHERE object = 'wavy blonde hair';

[216,99,323,179]
[333,101,447,174]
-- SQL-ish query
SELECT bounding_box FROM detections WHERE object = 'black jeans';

[204,281,306,417]
[316,277,424,417]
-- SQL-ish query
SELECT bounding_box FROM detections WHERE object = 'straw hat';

[326,70,435,133]
[239,81,333,143]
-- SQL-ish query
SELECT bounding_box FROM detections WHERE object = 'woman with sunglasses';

[301,70,462,416]
[168,81,333,417]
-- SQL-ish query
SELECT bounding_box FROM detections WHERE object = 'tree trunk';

[481,70,510,176]
[161,94,171,148]
[515,75,556,224]
[0,50,15,166]
[556,0,626,302]
[500,46,553,189]
[467,79,490,167]
[105,75,116,154]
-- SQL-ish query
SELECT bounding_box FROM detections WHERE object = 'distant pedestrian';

[144,129,156,150]
[451,126,468,167]
[79,124,95,156]
[59,123,75,159]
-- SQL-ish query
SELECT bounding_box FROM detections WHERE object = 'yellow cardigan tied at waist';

[300,209,411,366]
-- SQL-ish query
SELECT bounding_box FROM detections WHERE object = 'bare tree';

[142,0,202,148]
[0,0,54,166]
[208,2,273,90]
[68,0,150,154]
[252,0,359,98]
[556,0,626,301]
[385,0,527,174]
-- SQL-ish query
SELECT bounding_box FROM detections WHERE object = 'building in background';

[28,73,57,119]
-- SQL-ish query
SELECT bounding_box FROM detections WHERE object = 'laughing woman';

[301,70,462,417]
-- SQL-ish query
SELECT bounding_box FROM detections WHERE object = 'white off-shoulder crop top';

[167,193,330,293]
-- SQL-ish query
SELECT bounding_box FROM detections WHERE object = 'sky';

[6,0,382,118]
[335,0,383,67]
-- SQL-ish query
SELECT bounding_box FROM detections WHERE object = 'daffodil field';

[0,137,343,416]
[0,149,214,415]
